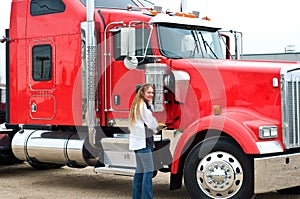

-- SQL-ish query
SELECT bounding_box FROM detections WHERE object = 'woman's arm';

[140,103,158,133]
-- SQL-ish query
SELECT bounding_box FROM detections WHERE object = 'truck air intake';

[145,63,168,112]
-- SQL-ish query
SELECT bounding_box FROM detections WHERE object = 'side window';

[113,31,123,61]
[30,0,66,16]
[32,44,52,81]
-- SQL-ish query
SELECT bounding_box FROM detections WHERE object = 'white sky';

[1,0,300,83]
[153,0,300,54]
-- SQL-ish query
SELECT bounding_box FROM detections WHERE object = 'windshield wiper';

[199,31,218,59]
[204,40,218,59]
[191,30,204,58]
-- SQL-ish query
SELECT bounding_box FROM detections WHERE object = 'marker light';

[259,126,278,139]
[202,16,211,21]
[185,13,197,18]
[175,12,198,18]
[148,10,158,16]
[175,12,184,17]
[145,6,162,16]
[213,105,222,115]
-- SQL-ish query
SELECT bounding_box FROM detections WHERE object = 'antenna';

[180,0,188,12]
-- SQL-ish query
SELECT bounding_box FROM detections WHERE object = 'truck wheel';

[0,150,23,165]
[184,137,254,199]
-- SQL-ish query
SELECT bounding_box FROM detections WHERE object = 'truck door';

[28,39,56,120]
[110,27,151,112]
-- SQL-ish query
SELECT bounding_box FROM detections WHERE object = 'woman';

[129,84,159,199]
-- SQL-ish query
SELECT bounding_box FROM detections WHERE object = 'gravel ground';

[0,163,299,199]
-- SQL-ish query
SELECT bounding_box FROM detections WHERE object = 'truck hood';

[169,58,294,75]
[168,58,299,120]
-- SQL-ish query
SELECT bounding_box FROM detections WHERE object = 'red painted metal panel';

[30,95,56,120]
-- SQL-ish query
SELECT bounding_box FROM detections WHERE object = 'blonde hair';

[129,84,155,125]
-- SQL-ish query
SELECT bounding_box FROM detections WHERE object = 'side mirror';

[121,27,136,56]
[124,56,138,69]
[220,30,243,60]
[121,28,138,69]
[220,33,231,59]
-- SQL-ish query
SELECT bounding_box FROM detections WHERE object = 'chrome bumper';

[255,152,300,193]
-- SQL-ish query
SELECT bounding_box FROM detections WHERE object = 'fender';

[171,114,263,174]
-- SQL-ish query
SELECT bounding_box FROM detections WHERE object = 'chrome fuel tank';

[12,129,90,167]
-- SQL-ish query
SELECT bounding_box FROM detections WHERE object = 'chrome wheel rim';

[197,151,243,198]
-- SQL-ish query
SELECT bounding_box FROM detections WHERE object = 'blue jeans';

[132,148,154,199]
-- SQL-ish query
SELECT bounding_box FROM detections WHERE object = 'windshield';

[157,24,225,59]
[80,0,154,9]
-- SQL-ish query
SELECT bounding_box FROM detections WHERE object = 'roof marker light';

[175,12,184,17]
[175,12,198,18]
[145,5,163,16]
[202,16,211,21]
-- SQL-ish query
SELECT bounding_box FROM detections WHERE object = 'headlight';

[259,126,278,139]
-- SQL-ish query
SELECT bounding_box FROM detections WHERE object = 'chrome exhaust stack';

[81,0,99,147]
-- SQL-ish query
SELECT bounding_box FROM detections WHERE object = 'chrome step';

[95,166,135,176]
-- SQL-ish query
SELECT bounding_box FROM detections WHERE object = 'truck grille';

[282,69,300,149]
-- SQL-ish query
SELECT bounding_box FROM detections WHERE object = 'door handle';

[31,103,37,112]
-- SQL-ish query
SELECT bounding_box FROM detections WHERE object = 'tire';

[183,137,254,199]
[0,149,23,165]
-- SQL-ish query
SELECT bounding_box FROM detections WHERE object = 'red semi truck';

[2,0,300,198]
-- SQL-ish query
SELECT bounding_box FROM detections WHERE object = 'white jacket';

[129,102,158,150]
